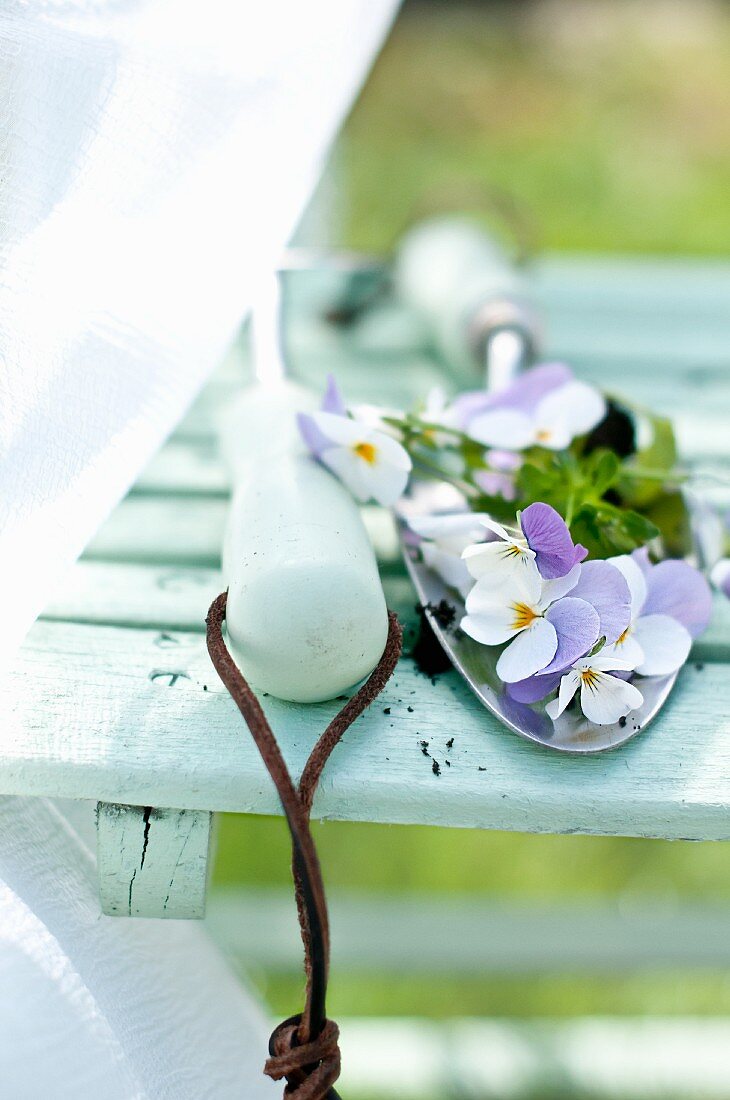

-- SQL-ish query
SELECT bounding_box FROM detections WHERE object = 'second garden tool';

[395,215,541,390]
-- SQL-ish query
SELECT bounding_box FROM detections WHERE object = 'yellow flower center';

[353,441,377,465]
[615,626,630,646]
[536,429,552,442]
[511,602,538,630]
[581,668,600,690]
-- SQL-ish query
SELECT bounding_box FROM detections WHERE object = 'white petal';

[516,558,543,605]
[462,540,526,584]
[530,415,573,451]
[410,512,491,554]
[579,672,644,725]
[538,562,582,608]
[608,554,647,618]
[465,576,512,615]
[467,408,536,450]
[575,653,636,673]
[600,635,644,671]
[632,613,692,676]
[496,617,558,683]
[370,428,413,471]
[537,381,606,442]
[364,457,410,507]
[479,516,515,541]
[320,446,371,501]
[461,606,519,647]
[311,410,366,446]
[422,544,473,598]
[546,669,581,720]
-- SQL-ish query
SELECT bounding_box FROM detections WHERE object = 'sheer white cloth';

[0,0,399,665]
[0,797,279,1098]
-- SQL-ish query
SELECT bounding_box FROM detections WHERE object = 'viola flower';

[461,566,601,683]
[298,375,412,507]
[462,502,587,588]
[506,559,633,703]
[408,512,493,598]
[453,362,606,452]
[546,653,644,726]
[601,551,712,675]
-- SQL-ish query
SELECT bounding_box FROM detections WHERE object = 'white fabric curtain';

[0,796,279,1097]
[0,0,399,665]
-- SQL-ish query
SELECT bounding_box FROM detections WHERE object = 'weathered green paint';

[97,802,212,918]
[4,619,729,841]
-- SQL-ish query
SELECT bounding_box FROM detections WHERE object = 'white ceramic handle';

[219,382,389,703]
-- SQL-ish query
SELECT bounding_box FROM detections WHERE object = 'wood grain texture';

[207,886,730,972]
[84,496,401,570]
[5,619,730,839]
[96,802,212,918]
[41,559,730,662]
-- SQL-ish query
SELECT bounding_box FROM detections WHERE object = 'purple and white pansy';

[462,502,587,587]
[413,500,711,726]
[299,367,714,729]
[298,375,412,507]
[452,362,606,452]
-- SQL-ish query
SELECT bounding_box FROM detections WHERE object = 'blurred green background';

[214,0,730,1092]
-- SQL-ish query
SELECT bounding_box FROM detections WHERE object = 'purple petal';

[521,502,585,579]
[540,597,600,676]
[568,560,632,644]
[450,389,493,428]
[451,363,573,428]
[507,670,562,704]
[321,373,348,416]
[488,362,573,414]
[492,362,573,413]
[642,560,713,638]
[297,411,332,460]
[473,469,517,501]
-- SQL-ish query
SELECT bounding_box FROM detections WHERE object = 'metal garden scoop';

[393,219,678,753]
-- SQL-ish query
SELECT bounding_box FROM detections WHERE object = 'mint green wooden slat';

[84,497,401,570]
[42,562,421,646]
[207,887,730,972]
[41,559,730,663]
[5,619,730,839]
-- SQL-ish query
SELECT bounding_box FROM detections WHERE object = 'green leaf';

[570,503,659,559]
[583,449,621,498]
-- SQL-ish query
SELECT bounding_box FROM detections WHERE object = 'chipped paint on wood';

[97,803,212,919]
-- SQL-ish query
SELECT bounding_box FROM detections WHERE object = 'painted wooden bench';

[6,254,730,918]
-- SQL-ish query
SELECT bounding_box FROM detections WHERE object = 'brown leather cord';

[206,593,403,1100]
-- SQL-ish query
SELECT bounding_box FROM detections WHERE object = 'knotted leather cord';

[206,593,403,1099]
